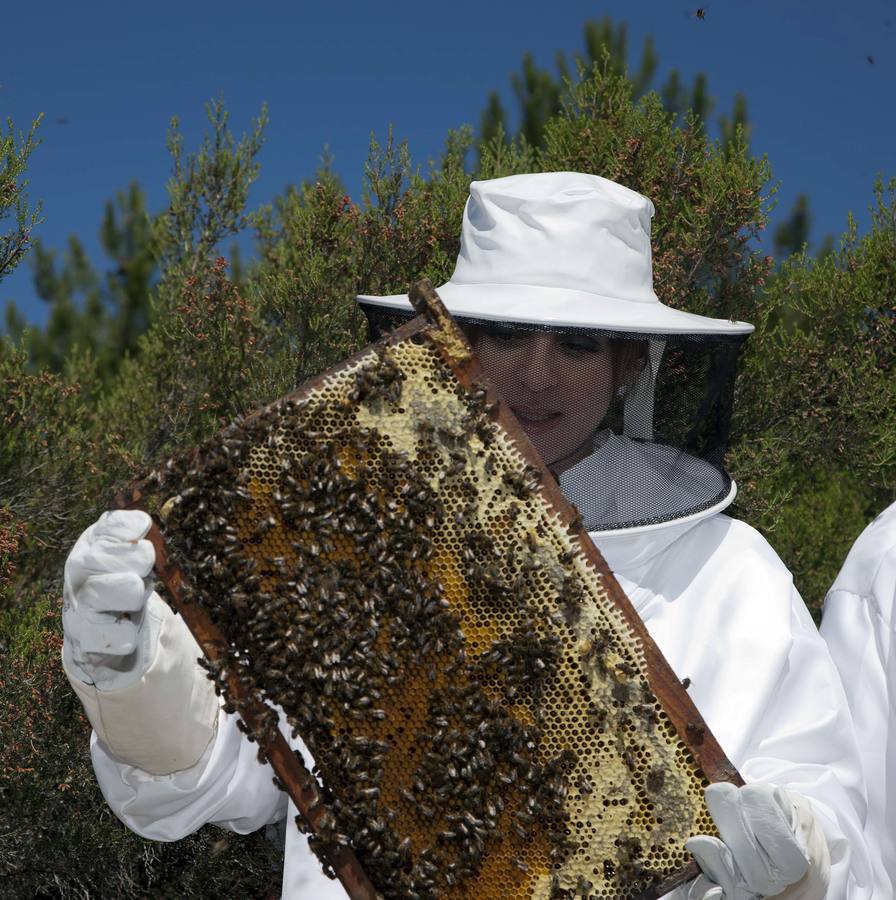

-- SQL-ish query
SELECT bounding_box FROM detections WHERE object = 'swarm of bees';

[141,287,732,899]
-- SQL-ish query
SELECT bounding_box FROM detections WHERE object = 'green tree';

[773,192,834,263]
[732,177,896,610]
[0,115,42,284]
[478,16,739,158]
[718,91,750,154]
[0,103,284,898]
[4,182,156,380]
[773,193,812,259]
[478,17,836,271]
[155,96,268,276]
[3,98,267,384]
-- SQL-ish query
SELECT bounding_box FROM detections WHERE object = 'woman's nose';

[517,336,560,392]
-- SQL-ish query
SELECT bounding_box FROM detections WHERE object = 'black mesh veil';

[361,303,749,533]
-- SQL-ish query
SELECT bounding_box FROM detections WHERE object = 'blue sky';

[2,0,894,327]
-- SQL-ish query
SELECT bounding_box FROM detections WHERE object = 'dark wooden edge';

[408,279,741,899]
[115,489,380,900]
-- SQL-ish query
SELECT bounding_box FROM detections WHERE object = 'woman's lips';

[512,407,562,434]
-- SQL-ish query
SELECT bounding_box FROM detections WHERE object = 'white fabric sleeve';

[63,592,219,775]
[619,517,876,900]
[820,503,896,897]
[657,580,869,899]
[90,704,288,840]
[284,797,352,898]
[723,583,874,898]
[726,583,874,898]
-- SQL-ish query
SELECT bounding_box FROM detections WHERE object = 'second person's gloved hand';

[63,510,158,691]
[686,782,831,900]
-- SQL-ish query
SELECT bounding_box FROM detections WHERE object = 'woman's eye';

[485,330,524,345]
[559,338,604,356]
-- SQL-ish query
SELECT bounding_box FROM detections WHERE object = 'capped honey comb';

[128,281,740,900]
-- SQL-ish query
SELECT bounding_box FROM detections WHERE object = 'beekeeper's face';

[472,328,618,472]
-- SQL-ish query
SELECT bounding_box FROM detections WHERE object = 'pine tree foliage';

[0,115,42,284]
[774,192,812,258]
[156,97,268,275]
[5,182,156,380]
[3,99,268,386]
[731,177,896,605]
[477,16,742,155]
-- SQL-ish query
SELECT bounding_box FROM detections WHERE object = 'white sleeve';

[66,593,287,840]
[91,705,288,840]
[820,506,896,897]
[623,517,877,899]
[63,592,219,775]
[655,583,875,900]
[735,585,875,898]
[91,709,349,899]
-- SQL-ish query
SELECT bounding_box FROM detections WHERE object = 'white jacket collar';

[588,485,737,578]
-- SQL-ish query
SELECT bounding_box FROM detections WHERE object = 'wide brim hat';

[357,172,754,337]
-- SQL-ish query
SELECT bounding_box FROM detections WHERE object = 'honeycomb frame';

[121,280,741,900]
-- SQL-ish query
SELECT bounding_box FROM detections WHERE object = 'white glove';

[686,783,831,900]
[62,510,158,691]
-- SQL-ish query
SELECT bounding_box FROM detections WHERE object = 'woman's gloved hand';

[686,782,831,900]
[63,510,157,691]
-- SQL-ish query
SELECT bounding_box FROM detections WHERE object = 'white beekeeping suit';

[820,501,896,896]
[63,173,873,898]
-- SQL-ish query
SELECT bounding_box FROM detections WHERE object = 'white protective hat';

[357,171,754,337]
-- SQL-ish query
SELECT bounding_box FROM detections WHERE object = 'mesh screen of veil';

[364,305,748,532]
[125,283,741,900]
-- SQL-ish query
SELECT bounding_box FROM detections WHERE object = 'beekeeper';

[820,501,896,896]
[63,173,874,899]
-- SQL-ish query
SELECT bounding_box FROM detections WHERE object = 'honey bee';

[645,766,665,793]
